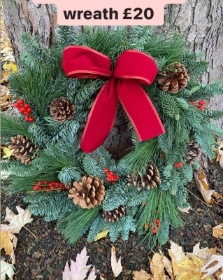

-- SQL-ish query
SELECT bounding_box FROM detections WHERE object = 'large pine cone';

[158,63,189,93]
[8,135,37,164]
[50,97,75,122]
[102,205,126,222]
[185,141,200,164]
[127,163,161,190]
[69,176,106,209]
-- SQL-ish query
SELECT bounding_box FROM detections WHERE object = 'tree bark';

[2,0,57,63]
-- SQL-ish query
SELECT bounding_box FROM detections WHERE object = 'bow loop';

[114,50,158,85]
[62,46,165,153]
[62,46,112,79]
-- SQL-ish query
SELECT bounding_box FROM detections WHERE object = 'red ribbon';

[62,46,165,153]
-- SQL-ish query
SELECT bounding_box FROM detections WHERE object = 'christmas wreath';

[2,26,223,248]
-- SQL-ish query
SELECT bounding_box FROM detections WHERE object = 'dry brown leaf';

[168,241,186,276]
[200,254,223,279]
[216,141,223,169]
[212,224,223,239]
[111,246,122,278]
[0,260,15,280]
[133,269,152,280]
[194,169,221,204]
[178,206,191,213]
[1,206,33,234]
[177,255,210,280]
[0,231,18,264]
[188,242,212,260]
[150,253,166,280]
[162,255,174,280]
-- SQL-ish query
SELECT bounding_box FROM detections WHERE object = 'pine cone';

[158,63,189,93]
[185,141,200,164]
[102,205,126,222]
[50,97,75,122]
[69,176,106,209]
[127,163,161,190]
[8,135,37,164]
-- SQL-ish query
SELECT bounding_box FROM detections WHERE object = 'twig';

[186,188,212,208]
[23,225,37,240]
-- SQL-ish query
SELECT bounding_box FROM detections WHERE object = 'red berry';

[26,108,32,113]
[65,185,70,190]
[14,102,19,108]
[18,99,24,104]
[37,181,42,185]
[198,105,205,110]
[43,180,48,184]
[198,100,205,106]
[104,168,109,173]
[155,219,160,227]
[28,117,35,122]
[24,104,30,109]
[25,116,30,121]
[33,185,39,191]
[20,108,26,114]
[152,228,157,234]
[174,162,183,168]
[49,185,54,189]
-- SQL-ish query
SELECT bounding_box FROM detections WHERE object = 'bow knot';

[62,46,165,153]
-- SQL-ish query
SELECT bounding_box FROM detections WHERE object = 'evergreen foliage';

[1,26,223,248]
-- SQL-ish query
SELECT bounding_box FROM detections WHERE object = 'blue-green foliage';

[24,191,74,221]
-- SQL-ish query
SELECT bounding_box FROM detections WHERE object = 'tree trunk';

[156,0,223,129]
[2,0,57,63]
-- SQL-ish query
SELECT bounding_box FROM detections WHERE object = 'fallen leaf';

[177,255,210,280]
[216,141,223,169]
[1,46,13,54]
[162,255,174,279]
[133,269,152,280]
[1,206,33,234]
[62,246,96,280]
[150,253,166,280]
[178,206,191,213]
[94,229,109,241]
[168,241,186,276]
[188,242,211,260]
[111,246,122,278]
[0,231,18,264]
[0,71,11,83]
[212,224,223,239]
[200,254,223,279]
[3,62,17,72]
[0,260,15,280]
[194,169,221,204]
[2,147,14,159]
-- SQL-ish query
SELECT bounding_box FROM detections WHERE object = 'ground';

[1,160,223,280]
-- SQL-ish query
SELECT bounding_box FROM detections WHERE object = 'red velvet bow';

[62,46,165,153]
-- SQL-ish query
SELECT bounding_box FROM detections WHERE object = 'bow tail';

[117,80,165,141]
[80,79,118,153]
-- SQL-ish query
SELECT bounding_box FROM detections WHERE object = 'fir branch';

[24,191,74,221]
[121,139,157,173]
[57,206,101,244]
[58,167,82,185]
[83,155,104,177]
[1,113,29,137]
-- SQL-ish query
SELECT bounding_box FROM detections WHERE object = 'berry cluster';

[152,219,161,234]
[33,180,69,192]
[197,100,206,110]
[189,100,206,111]
[14,99,35,122]
[104,168,120,184]
[173,162,183,168]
